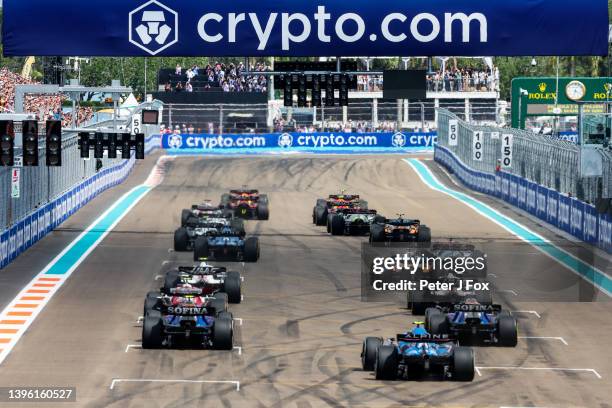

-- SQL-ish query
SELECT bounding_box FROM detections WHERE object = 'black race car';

[425,302,518,347]
[328,208,382,235]
[142,286,233,350]
[174,216,245,252]
[180,201,233,227]
[369,216,431,243]
[312,193,367,226]
[163,262,242,304]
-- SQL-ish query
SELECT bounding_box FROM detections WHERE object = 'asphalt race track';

[0,155,610,407]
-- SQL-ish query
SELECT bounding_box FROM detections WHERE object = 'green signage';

[511,77,612,128]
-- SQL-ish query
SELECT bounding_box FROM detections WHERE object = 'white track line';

[476,366,601,379]
[233,318,243,326]
[497,289,519,296]
[519,336,568,345]
[233,346,242,355]
[109,378,240,391]
[124,344,142,353]
[512,310,541,318]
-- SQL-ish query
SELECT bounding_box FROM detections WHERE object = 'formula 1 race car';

[163,263,242,304]
[174,216,245,252]
[312,193,368,226]
[407,275,493,315]
[193,226,260,262]
[180,201,233,227]
[142,286,233,350]
[221,189,269,220]
[361,322,474,381]
[369,215,431,243]
[328,208,382,236]
[425,301,518,347]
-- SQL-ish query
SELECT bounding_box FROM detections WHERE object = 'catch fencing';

[435,109,612,253]
[162,100,501,135]
[436,109,611,204]
[0,116,162,269]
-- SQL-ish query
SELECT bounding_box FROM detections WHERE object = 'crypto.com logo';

[167,134,183,149]
[392,132,407,147]
[129,0,178,55]
[278,133,294,148]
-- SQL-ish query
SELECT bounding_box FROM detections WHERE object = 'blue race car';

[425,301,518,346]
[361,322,474,381]
[193,226,259,262]
[142,286,233,350]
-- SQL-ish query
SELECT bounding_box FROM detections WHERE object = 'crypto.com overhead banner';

[2,0,608,56]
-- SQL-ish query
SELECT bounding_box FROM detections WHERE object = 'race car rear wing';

[337,208,377,215]
[451,304,502,313]
[328,194,359,201]
[161,304,212,316]
[396,334,456,342]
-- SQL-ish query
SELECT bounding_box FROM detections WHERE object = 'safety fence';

[436,109,610,205]
[434,129,612,254]
[162,100,501,135]
[0,134,161,270]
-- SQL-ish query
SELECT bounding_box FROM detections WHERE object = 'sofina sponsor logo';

[278,133,293,148]
[129,0,179,55]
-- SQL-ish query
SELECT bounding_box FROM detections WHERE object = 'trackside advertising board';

[3,0,608,56]
[161,132,437,153]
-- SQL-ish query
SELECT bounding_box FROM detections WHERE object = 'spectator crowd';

[0,67,94,126]
[164,61,268,93]
[426,68,499,92]
[356,68,500,93]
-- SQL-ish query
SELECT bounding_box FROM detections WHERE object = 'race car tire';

[193,237,209,262]
[375,345,398,380]
[316,199,327,208]
[497,315,518,347]
[144,291,161,316]
[411,302,428,316]
[212,317,233,350]
[164,270,180,292]
[216,311,233,321]
[417,225,432,243]
[312,208,317,224]
[230,218,246,237]
[452,347,475,381]
[259,194,269,204]
[244,237,260,262]
[181,209,192,227]
[257,203,270,220]
[210,296,228,314]
[424,307,442,330]
[220,193,231,208]
[142,315,164,349]
[359,200,369,209]
[330,214,345,236]
[326,214,333,233]
[373,215,386,224]
[174,228,189,252]
[315,206,328,226]
[361,337,382,371]
[369,224,385,243]
[428,313,450,335]
[223,272,242,304]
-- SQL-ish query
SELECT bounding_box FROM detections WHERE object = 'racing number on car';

[501,134,513,168]
[448,119,458,146]
[472,131,484,161]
